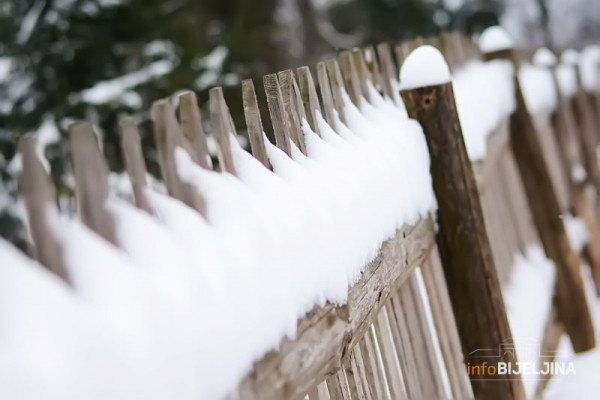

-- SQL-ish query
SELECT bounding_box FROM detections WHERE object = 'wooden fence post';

[482,44,596,353]
[19,136,69,282]
[399,46,525,400]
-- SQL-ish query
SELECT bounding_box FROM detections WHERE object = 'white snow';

[519,64,558,114]
[561,49,580,66]
[452,60,515,160]
[580,45,600,93]
[399,45,451,90]
[563,213,590,253]
[1,87,436,400]
[556,64,579,98]
[77,59,176,106]
[479,26,514,54]
[503,245,556,399]
[533,48,558,68]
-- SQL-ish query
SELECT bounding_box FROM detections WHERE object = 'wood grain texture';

[317,62,337,130]
[297,66,322,136]
[375,42,397,101]
[209,87,238,174]
[401,82,525,400]
[264,73,292,156]
[278,69,306,153]
[237,218,435,400]
[325,59,347,124]
[241,79,271,168]
[339,50,362,106]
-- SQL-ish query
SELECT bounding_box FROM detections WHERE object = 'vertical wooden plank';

[177,90,213,170]
[152,99,184,197]
[278,69,306,153]
[348,347,370,400]
[209,87,238,174]
[19,136,69,282]
[69,122,118,246]
[421,251,473,400]
[374,306,407,400]
[326,370,350,400]
[119,117,152,213]
[359,332,387,400]
[483,47,596,353]
[241,79,271,168]
[363,45,383,94]
[297,66,322,136]
[376,42,398,100]
[397,275,447,400]
[352,49,371,102]
[263,73,292,156]
[152,99,206,215]
[401,53,526,399]
[317,62,337,130]
[339,50,362,106]
[387,293,424,400]
[326,59,347,123]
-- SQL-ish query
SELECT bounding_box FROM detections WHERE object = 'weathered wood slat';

[317,62,337,129]
[374,306,406,400]
[209,87,238,174]
[152,99,206,214]
[69,122,118,246]
[119,117,152,213]
[325,59,347,123]
[20,136,69,282]
[177,90,213,170]
[241,79,271,168]
[264,74,292,156]
[278,69,306,153]
[360,329,389,400]
[375,42,397,100]
[339,50,362,106]
[237,218,435,400]
[297,66,322,136]
[421,251,473,399]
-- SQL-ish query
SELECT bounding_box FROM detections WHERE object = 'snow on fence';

[3,27,600,400]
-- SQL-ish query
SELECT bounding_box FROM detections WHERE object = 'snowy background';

[1,0,600,247]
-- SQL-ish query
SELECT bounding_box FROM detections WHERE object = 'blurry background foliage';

[1,0,599,248]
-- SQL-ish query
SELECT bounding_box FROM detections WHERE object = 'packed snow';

[533,48,558,68]
[503,245,556,399]
[479,26,514,54]
[452,59,515,160]
[561,49,580,67]
[519,64,558,114]
[399,45,451,90]
[0,86,435,400]
[580,45,600,93]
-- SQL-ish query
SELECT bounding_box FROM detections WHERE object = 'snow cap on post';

[533,48,557,68]
[479,26,514,54]
[399,45,451,90]
[580,45,600,91]
[561,49,580,66]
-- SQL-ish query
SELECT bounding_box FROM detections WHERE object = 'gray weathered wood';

[278,69,306,153]
[325,59,347,123]
[264,74,292,156]
[152,99,206,215]
[317,62,337,130]
[19,136,69,282]
[119,117,152,213]
[209,87,238,174]
[69,122,118,246]
[339,50,362,106]
[375,42,398,100]
[297,66,322,136]
[177,90,213,170]
[352,49,371,102]
[241,79,271,168]
[237,218,435,400]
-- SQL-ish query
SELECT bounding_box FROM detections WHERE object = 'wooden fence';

[16,30,600,400]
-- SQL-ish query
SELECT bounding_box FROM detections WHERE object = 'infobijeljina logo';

[467,338,576,380]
